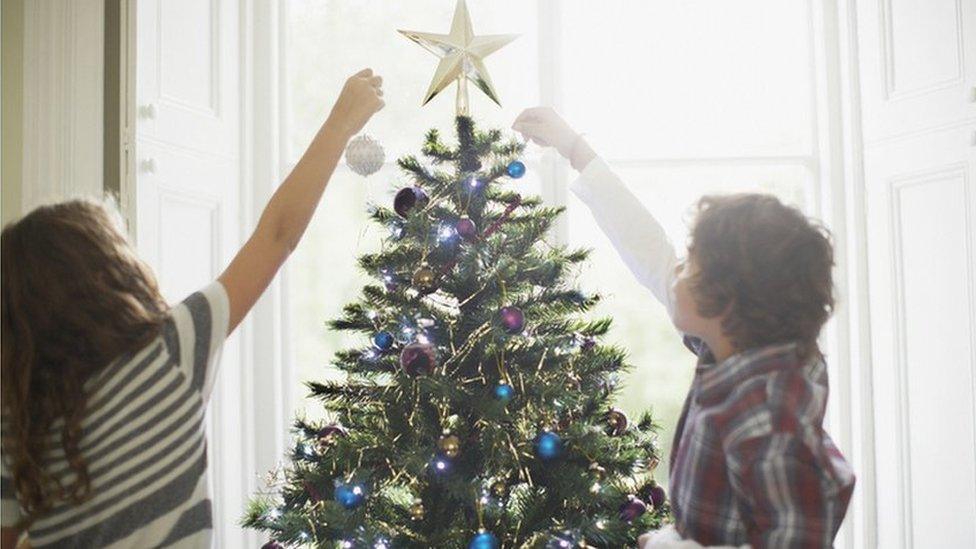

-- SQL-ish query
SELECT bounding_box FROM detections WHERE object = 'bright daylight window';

[283,0,815,488]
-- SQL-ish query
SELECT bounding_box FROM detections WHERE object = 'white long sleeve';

[569,157,679,318]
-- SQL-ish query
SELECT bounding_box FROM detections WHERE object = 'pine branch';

[421,128,457,163]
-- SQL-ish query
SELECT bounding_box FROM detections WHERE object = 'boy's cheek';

[670,283,696,334]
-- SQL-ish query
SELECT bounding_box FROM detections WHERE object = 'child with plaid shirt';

[513,108,855,548]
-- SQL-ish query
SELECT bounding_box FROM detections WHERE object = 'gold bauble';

[409,498,425,520]
[438,433,461,458]
[605,407,628,436]
[490,479,508,499]
[412,267,437,294]
[588,462,606,480]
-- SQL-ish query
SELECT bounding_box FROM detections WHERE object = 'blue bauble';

[333,483,365,509]
[506,160,526,179]
[372,331,394,351]
[534,431,564,461]
[468,530,500,549]
[493,383,516,403]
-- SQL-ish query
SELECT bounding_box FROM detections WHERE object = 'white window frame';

[255,2,875,548]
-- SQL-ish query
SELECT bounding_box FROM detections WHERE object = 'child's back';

[513,106,856,547]
[0,199,230,547]
[669,339,854,547]
[1,69,385,548]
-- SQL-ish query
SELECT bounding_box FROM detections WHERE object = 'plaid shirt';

[668,339,855,548]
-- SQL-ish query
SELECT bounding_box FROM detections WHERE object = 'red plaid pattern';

[668,339,855,548]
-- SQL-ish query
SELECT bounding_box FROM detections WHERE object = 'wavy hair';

[688,193,835,363]
[1,198,168,524]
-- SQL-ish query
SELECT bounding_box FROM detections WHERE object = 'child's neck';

[703,334,738,365]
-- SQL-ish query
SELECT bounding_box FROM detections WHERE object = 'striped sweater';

[1,281,229,548]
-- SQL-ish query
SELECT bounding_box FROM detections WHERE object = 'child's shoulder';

[159,281,230,399]
[721,356,830,446]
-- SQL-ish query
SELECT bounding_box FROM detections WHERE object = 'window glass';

[559,0,814,159]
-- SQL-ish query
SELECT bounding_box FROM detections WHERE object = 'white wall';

[20,0,104,209]
[1,0,25,226]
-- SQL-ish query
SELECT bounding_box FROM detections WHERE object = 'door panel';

[133,139,228,302]
[159,0,217,114]
[136,0,238,156]
[856,0,976,142]
[864,125,976,548]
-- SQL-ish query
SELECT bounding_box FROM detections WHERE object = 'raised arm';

[219,68,384,333]
[513,107,679,316]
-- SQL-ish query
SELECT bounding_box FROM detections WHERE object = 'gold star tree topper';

[399,0,518,116]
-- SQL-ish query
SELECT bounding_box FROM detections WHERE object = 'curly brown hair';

[1,198,168,525]
[687,193,834,363]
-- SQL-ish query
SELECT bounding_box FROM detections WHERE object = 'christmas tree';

[245,2,667,547]
[244,115,668,548]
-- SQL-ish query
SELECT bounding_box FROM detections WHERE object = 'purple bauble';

[499,306,525,334]
[579,336,596,351]
[400,341,436,376]
[456,218,478,241]
[304,480,322,502]
[318,424,347,443]
[262,542,284,549]
[640,482,667,510]
[394,186,429,217]
[618,494,647,522]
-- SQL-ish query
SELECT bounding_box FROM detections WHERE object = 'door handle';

[140,103,157,119]
[141,158,157,174]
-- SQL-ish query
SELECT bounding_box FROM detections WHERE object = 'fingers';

[512,111,538,129]
[512,106,554,136]
[359,71,384,106]
[515,106,550,123]
[514,126,551,146]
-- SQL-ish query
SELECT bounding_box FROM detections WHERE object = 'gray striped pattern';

[1,282,228,548]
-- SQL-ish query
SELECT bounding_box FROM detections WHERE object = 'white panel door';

[136,0,238,157]
[864,125,976,548]
[856,0,976,142]
[134,0,246,546]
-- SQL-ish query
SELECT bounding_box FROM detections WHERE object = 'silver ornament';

[345,134,385,177]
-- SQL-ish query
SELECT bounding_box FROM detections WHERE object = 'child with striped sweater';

[1,69,383,549]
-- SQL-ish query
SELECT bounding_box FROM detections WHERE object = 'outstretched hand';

[512,107,595,171]
[325,68,385,139]
[512,107,579,156]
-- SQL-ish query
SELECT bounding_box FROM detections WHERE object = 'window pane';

[566,164,810,486]
[286,0,540,164]
[559,0,814,159]
[286,167,382,422]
